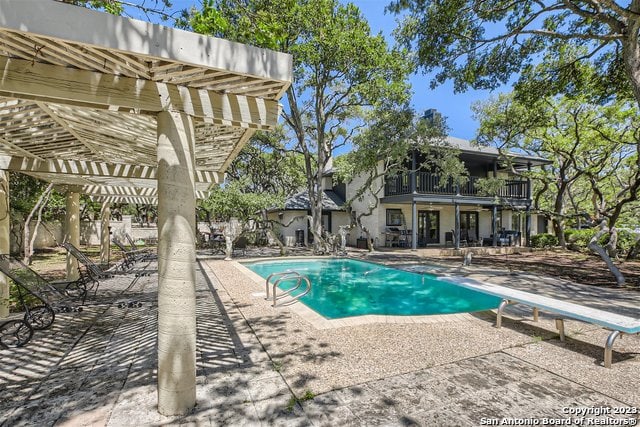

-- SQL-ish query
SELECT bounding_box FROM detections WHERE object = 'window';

[386,209,404,226]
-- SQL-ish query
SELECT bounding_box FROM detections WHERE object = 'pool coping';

[233,256,489,330]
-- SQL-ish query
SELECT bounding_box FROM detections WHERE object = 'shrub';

[565,228,595,251]
[565,227,637,255]
[613,229,637,255]
[530,233,558,248]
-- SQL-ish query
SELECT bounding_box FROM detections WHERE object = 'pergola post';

[64,189,80,280]
[100,202,110,266]
[156,111,197,416]
[0,170,9,318]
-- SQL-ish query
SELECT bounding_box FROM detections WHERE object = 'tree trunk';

[23,183,53,264]
[553,183,567,248]
[606,227,618,260]
[588,220,625,286]
[622,35,640,110]
[261,211,287,256]
[626,234,640,261]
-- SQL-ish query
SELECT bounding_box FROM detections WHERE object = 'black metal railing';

[384,172,528,199]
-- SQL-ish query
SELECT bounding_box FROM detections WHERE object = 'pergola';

[0,0,291,415]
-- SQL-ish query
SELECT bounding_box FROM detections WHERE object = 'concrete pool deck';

[0,250,638,425]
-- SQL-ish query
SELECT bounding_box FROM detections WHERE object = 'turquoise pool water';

[244,258,501,319]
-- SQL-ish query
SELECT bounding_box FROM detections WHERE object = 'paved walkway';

[0,251,638,426]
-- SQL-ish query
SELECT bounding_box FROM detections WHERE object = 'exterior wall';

[331,211,352,238]
[266,210,352,246]
[268,210,308,246]
[345,165,384,246]
[9,215,140,252]
[365,204,524,247]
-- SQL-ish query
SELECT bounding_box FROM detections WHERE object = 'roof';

[0,0,292,203]
[444,136,550,166]
[280,189,346,211]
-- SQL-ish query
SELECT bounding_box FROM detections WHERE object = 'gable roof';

[280,189,346,211]
[444,136,550,166]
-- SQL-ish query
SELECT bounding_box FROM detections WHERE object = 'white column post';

[100,202,111,266]
[156,111,197,416]
[0,171,9,318]
[64,189,80,280]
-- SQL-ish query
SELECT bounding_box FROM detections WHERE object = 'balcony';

[384,172,529,199]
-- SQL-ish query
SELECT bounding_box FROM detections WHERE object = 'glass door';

[417,210,440,246]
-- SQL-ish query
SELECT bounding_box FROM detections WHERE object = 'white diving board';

[444,277,640,368]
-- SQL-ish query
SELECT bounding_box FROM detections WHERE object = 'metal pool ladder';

[265,271,312,307]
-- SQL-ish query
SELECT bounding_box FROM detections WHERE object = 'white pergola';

[0,0,291,415]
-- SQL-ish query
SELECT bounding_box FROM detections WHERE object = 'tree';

[474,92,640,285]
[202,182,281,258]
[60,0,177,22]
[389,1,640,107]
[336,107,456,250]
[183,0,412,252]
[222,129,307,254]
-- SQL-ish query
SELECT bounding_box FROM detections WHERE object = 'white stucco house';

[271,136,551,249]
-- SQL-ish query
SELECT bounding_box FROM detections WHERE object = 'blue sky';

[130,0,511,140]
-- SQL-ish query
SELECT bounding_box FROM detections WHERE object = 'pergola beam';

[0,155,224,184]
[84,185,208,200]
[0,57,280,130]
[0,0,293,85]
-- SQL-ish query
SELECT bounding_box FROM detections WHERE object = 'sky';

[127,0,510,141]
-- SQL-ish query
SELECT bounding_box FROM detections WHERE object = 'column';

[525,162,532,246]
[0,171,9,318]
[411,200,417,250]
[64,189,80,280]
[454,202,460,250]
[100,202,111,266]
[411,150,418,250]
[492,205,498,247]
[156,111,197,416]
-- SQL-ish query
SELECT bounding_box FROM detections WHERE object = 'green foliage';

[227,129,306,196]
[202,182,282,222]
[564,228,637,255]
[472,177,504,197]
[473,89,640,229]
[184,0,413,250]
[564,228,595,250]
[388,1,636,103]
[9,174,65,222]
[530,233,558,248]
[615,229,637,256]
[285,390,315,412]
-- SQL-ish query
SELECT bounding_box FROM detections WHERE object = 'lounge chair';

[62,242,151,279]
[467,230,481,246]
[112,238,153,268]
[0,254,86,319]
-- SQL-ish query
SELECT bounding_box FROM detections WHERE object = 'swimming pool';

[244,258,501,319]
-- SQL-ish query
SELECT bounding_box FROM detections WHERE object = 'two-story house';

[347,136,550,249]
[270,136,550,249]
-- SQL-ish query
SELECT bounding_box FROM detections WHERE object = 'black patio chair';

[0,254,87,349]
[112,238,154,268]
[233,235,248,256]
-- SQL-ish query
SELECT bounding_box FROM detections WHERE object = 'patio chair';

[0,254,85,319]
[124,233,156,260]
[112,238,153,268]
[444,232,454,247]
[456,229,468,247]
[233,235,248,256]
[467,230,481,246]
[61,241,147,279]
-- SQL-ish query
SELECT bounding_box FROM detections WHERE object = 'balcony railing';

[384,172,529,199]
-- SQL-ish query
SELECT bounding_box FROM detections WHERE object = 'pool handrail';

[265,271,312,307]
